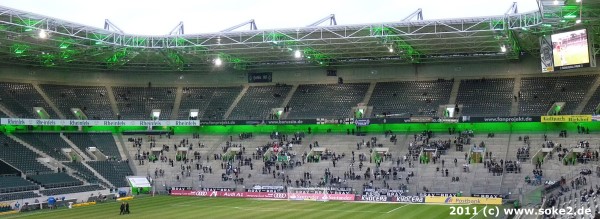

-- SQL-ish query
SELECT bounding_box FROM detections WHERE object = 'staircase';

[171,86,183,120]
[361,81,377,104]
[224,85,249,119]
[115,133,137,175]
[105,85,120,119]
[0,103,16,118]
[448,79,461,104]
[32,83,66,119]
[511,76,522,116]
[59,133,93,161]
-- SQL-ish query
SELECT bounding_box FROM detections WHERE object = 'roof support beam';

[168,21,184,35]
[402,8,423,21]
[104,19,124,34]
[220,19,257,32]
[306,14,337,27]
[505,2,518,15]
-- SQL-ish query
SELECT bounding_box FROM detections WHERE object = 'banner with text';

[169,190,287,199]
[425,196,502,205]
[540,115,592,123]
[1,118,317,126]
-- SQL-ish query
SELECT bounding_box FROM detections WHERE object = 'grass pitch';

[1,196,494,219]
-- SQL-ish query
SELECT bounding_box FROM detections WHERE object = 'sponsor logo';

[103,120,125,126]
[273,193,287,199]
[360,195,388,202]
[541,115,592,123]
[6,119,25,125]
[471,194,502,198]
[194,191,208,196]
[175,120,198,126]
[139,121,162,126]
[69,120,90,126]
[426,196,502,205]
[396,196,425,203]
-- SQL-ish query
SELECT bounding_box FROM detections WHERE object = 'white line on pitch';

[387,204,408,213]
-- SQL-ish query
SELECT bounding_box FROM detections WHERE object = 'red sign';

[170,190,287,199]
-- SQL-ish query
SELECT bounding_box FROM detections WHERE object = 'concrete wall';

[0,55,597,87]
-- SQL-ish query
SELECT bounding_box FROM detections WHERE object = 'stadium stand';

[27,173,83,189]
[86,161,133,187]
[369,80,453,117]
[228,85,292,120]
[287,83,369,119]
[582,85,600,114]
[62,162,103,185]
[0,134,53,174]
[0,176,39,193]
[40,84,114,120]
[178,87,242,120]
[65,133,122,160]
[14,133,71,161]
[0,110,8,118]
[39,185,104,196]
[0,191,40,202]
[0,82,58,118]
[518,75,596,115]
[113,86,176,120]
[456,78,514,116]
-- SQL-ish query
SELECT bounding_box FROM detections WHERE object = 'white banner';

[0,118,200,126]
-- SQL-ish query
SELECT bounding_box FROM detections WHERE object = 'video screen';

[551,29,589,67]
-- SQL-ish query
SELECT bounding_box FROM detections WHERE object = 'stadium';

[0,0,598,218]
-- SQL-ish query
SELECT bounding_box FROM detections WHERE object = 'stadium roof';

[0,0,597,72]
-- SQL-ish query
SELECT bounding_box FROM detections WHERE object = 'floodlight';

[294,50,301,58]
[500,45,507,53]
[38,29,47,39]
[575,19,581,24]
[214,58,222,66]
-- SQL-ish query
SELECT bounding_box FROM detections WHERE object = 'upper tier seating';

[229,85,292,120]
[287,83,369,119]
[369,80,453,117]
[27,173,83,189]
[41,84,114,120]
[65,133,121,160]
[0,134,52,174]
[87,161,133,187]
[14,133,71,161]
[113,87,176,120]
[0,176,39,193]
[178,87,241,120]
[582,85,600,114]
[0,82,57,118]
[519,75,596,115]
[456,78,514,116]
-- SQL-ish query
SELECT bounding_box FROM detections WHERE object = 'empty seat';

[0,82,58,118]
[288,83,369,119]
[27,173,83,189]
[456,78,514,116]
[40,185,105,196]
[41,84,114,120]
[87,161,133,188]
[369,80,453,117]
[0,176,39,193]
[229,85,292,120]
[178,87,242,120]
[519,75,596,115]
[113,87,176,120]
